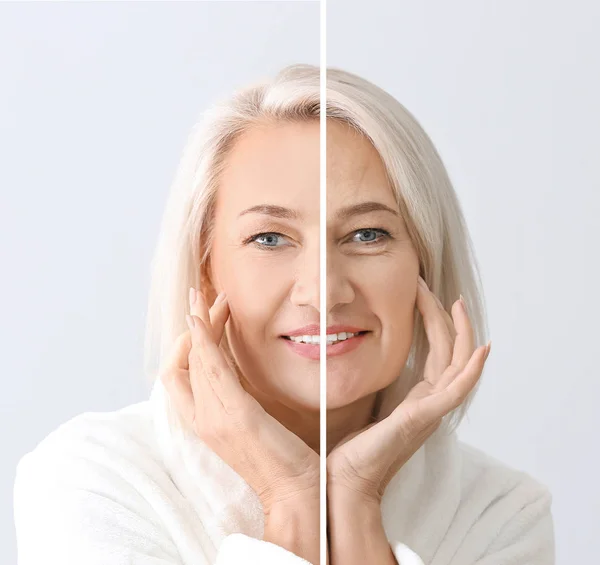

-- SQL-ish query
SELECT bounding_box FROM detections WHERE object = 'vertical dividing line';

[319,0,327,563]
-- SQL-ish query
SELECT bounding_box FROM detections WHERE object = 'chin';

[258,378,321,413]
[325,387,365,411]
[276,392,320,413]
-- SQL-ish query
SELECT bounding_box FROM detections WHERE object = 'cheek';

[218,255,289,337]
[362,254,419,355]
[379,283,416,344]
[357,254,418,318]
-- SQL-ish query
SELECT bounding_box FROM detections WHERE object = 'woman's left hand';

[326,275,491,505]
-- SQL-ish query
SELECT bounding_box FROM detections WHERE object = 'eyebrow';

[238,204,301,220]
[336,201,399,221]
[237,201,399,221]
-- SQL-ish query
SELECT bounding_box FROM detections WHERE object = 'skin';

[208,119,323,452]
[162,120,324,563]
[325,120,421,452]
[159,118,491,565]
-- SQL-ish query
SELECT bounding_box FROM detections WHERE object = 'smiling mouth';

[281,330,370,345]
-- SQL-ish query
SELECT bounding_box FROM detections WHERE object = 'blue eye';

[246,232,289,249]
[351,228,392,245]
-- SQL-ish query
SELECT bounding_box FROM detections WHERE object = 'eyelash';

[244,228,393,250]
[243,232,289,251]
[349,228,393,246]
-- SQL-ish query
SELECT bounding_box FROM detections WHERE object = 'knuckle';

[203,363,221,382]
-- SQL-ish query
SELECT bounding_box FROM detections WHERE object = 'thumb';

[160,330,192,374]
[331,421,378,451]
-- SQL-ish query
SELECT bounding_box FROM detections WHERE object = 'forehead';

[217,120,319,219]
[326,119,395,211]
[215,118,396,223]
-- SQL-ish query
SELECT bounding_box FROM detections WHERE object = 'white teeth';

[289,332,361,345]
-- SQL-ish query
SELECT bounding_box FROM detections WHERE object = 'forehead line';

[238,204,302,221]
[238,201,399,222]
[334,201,400,221]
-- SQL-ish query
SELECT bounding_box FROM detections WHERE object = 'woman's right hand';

[159,287,320,517]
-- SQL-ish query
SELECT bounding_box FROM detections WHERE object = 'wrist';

[328,490,385,547]
[263,496,320,564]
[327,493,392,565]
[327,480,382,510]
[263,486,320,517]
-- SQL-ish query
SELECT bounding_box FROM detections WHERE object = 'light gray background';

[0,1,318,562]
[328,1,599,563]
[3,0,599,563]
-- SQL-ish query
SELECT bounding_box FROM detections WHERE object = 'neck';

[326,392,378,454]
[240,375,378,455]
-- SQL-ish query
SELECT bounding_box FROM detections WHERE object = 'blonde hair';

[144,63,489,435]
[143,65,321,394]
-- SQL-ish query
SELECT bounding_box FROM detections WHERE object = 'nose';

[288,241,356,314]
[326,249,355,313]
[288,239,320,311]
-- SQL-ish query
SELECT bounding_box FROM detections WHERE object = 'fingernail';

[418,276,428,289]
[186,314,195,331]
[189,287,196,306]
[215,291,226,303]
[459,293,467,313]
[485,340,492,360]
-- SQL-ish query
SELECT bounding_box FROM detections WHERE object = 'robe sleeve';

[473,488,555,564]
[14,450,315,565]
[215,533,313,564]
[13,452,182,565]
[386,481,554,565]
[389,541,426,565]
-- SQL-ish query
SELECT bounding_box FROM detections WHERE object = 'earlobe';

[199,268,217,306]
[200,257,224,307]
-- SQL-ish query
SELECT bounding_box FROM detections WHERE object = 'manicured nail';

[186,314,195,331]
[459,293,467,313]
[215,291,226,303]
[189,287,197,307]
[485,340,492,360]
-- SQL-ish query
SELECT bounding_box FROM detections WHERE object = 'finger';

[330,421,378,451]
[208,292,230,344]
[430,290,458,341]
[436,297,477,388]
[189,287,211,327]
[416,276,454,380]
[418,345,488,423]
[186,314,247,411]
[157,331,199,431]
[161,367,195,429]
[158,330,192,374]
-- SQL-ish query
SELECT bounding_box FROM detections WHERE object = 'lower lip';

[280,332,369,360]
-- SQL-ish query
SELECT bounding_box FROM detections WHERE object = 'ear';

[199,258,218,305]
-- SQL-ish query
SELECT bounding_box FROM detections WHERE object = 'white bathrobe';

[13,379,555,564]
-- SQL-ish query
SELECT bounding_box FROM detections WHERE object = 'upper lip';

[282,324,368,337]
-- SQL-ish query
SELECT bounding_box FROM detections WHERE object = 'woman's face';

[209,118,419,413]
[326,119,420,409]
[210,120,321,412]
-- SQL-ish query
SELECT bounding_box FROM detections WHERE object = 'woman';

[13,64,554,565]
